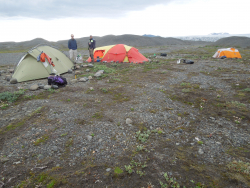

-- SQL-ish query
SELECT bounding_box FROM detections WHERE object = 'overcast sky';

[0,0,249,42]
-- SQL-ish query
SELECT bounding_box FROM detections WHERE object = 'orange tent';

[87,44,148,63]
[212,48,242,58]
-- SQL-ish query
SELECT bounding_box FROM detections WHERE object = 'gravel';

[0,46,249,187]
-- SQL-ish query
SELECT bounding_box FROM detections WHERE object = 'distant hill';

[0,34,210,52]
[142,34,158,37]
[212,36,250,48]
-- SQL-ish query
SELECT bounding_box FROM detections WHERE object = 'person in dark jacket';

[68,34,77,63]
[88,35,96,62]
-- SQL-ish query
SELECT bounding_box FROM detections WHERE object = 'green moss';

[34,135,49,146]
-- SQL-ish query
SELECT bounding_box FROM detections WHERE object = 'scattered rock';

[88,64,94,68]
[89,87,94,90]
[5,75,11,81]
[52,85,59,89]
[10,78,17,84]
[68,69,73,74]
[13,161,21,165]
[75,71,81,75]
[176,143,180,146]
[52,146,58,152]
[29,84,39,91]
[71,79,78,84]
[106,168,111,172]
[44,85,51,90]
[94,73,102,77]
[82,64,88,67]
[8,69,14,73]
[79,77,88,82]
[178,117,181,121]
[87,135,92,141]
[88,76,93,80]
[76,65,80,69]
[94,70,104,77]
[38,83,44,89]
[126,118,132,125]
[86,69,90,72]
[198,148,204,155]
[0,157,9,163]
[37,154,44,160]
[97,70,104,74]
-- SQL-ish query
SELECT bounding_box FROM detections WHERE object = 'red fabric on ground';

[127,47,148,63]
[101,44,126,62]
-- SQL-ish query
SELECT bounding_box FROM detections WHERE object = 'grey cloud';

[0,0,182,19]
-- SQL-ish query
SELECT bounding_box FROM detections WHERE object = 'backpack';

[48,75,67,87]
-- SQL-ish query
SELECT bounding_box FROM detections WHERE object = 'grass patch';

[34,135,49,146]
[92,112,103,119]
[0,89,25,103]
[227,160,250,178]
[93,65,116,74]
[114,167,123,175]
[0,107,44,134]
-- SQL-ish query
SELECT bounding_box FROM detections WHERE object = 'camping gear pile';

[48,74,67,88]
[87,44,148,63]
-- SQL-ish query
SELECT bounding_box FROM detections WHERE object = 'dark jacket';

[68,39,77,50]
[88,38,96,49]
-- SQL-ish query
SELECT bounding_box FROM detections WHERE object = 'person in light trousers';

[68,34,77,63]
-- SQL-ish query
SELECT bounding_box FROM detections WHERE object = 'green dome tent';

[12,45,74,82]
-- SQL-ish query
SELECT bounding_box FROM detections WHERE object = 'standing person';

[68,34,77,63]
[88,35,96,62]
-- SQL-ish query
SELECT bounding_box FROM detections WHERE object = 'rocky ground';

[0,45,250,188]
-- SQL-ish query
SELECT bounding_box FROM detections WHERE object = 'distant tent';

[12,45,74,82]
[87,44,148,63]
[212,48,242,59]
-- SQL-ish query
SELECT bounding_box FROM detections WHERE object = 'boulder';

[94,73,102,77]
[10,78,17,84]
[79,77,88,82]
[88,64,94,68]
[44,85,51,90]
[97,70,104,74]
[29,84,39,91]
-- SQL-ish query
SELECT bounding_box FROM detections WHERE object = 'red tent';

[87,44,148,63]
